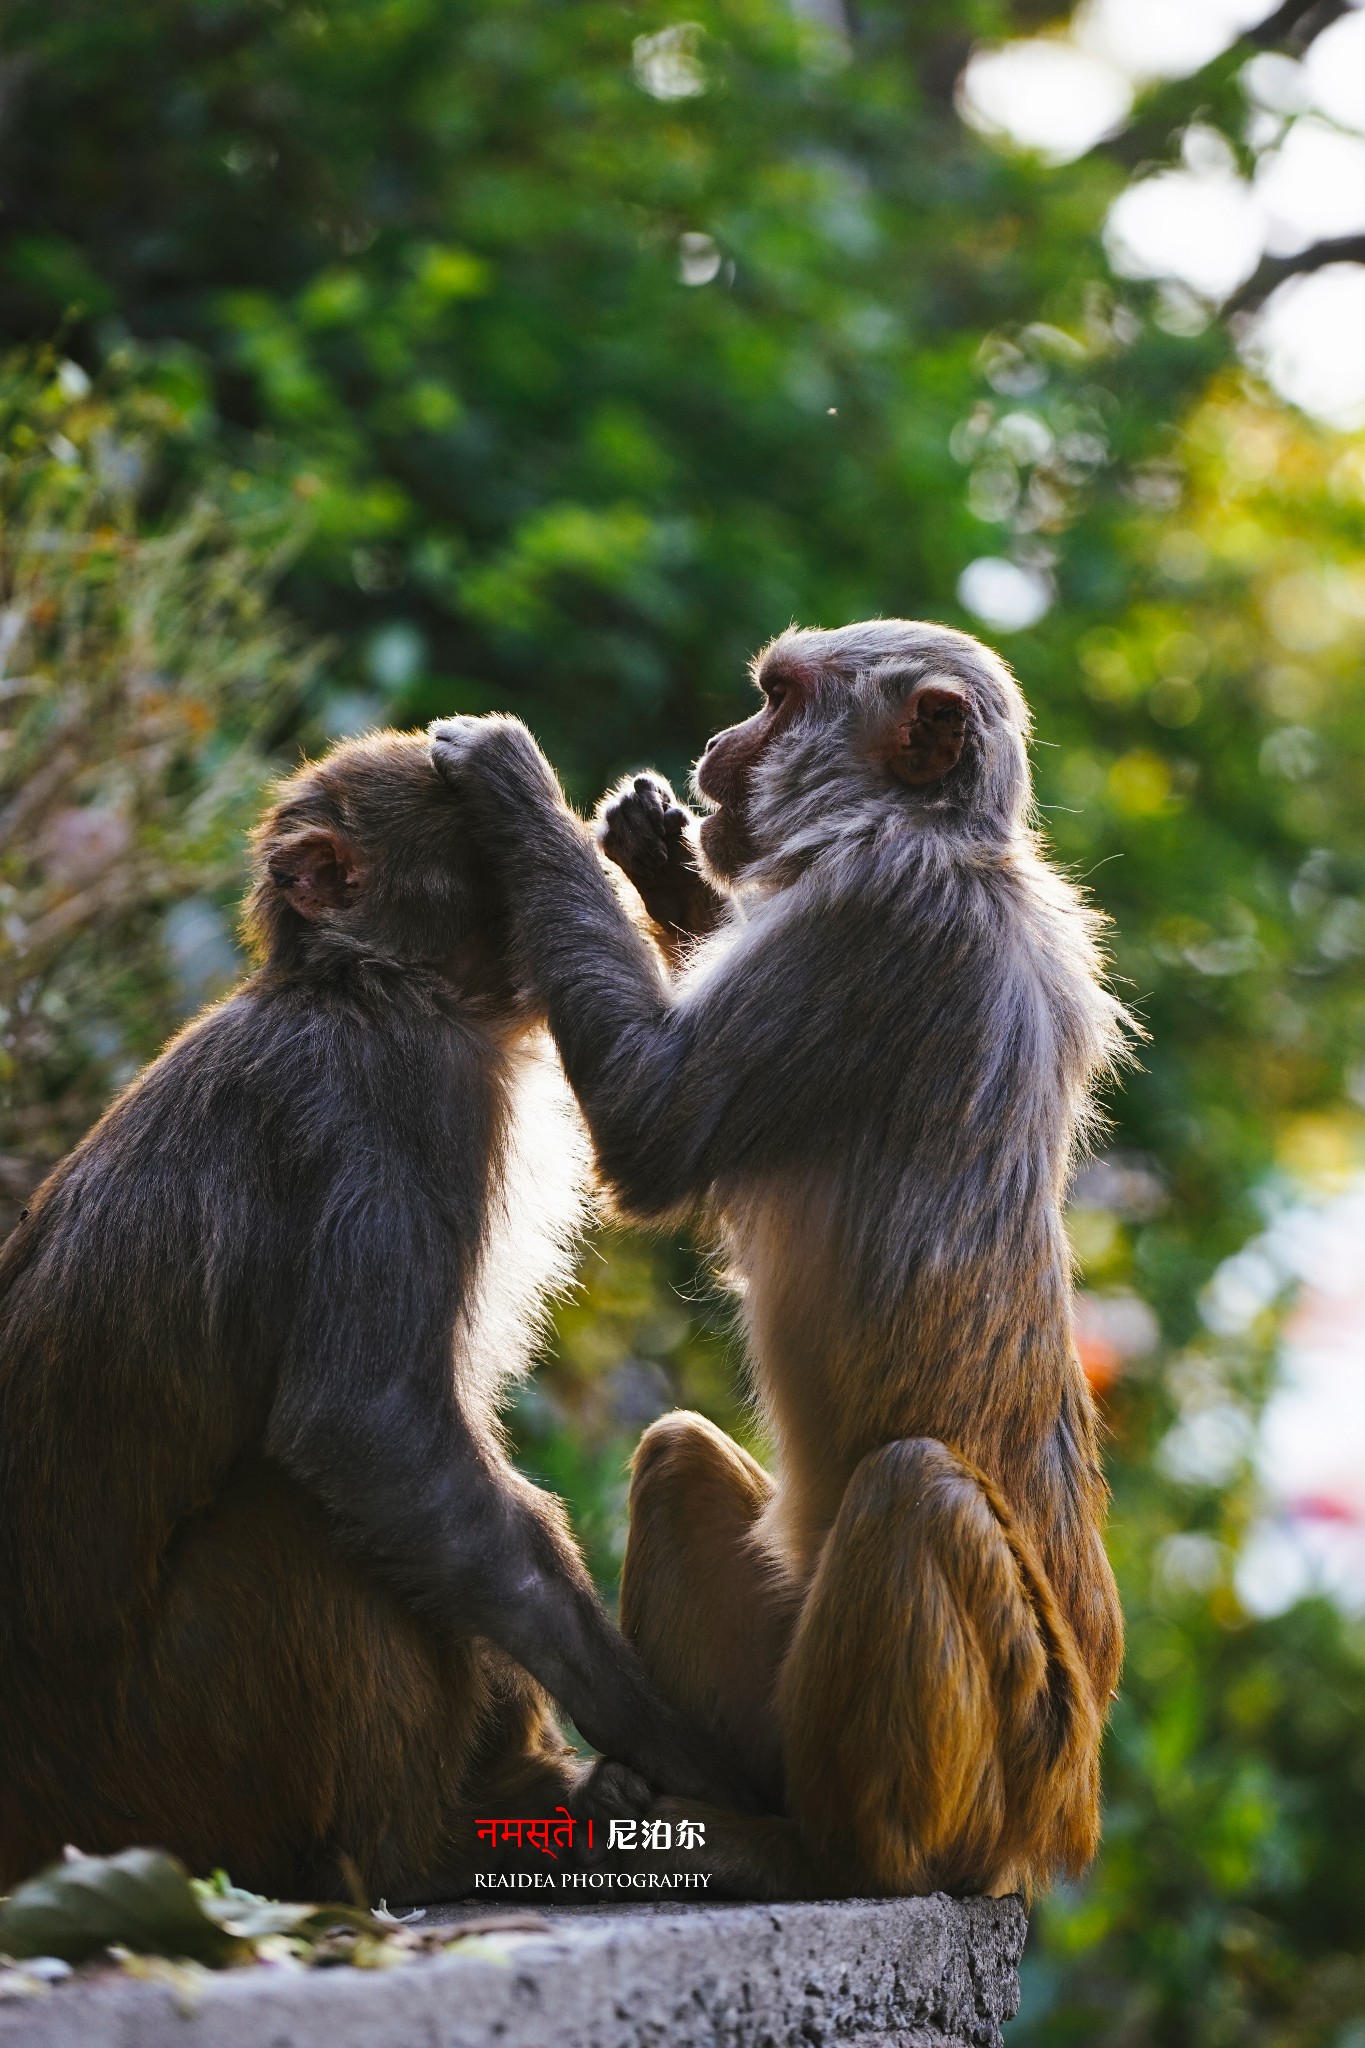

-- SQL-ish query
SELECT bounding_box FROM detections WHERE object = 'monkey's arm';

[430,716,810,1214]
[595,773,728,969]
[266,1191,752,1809]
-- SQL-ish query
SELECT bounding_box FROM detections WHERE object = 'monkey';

[0,728,750,1904]
[426,618,1132,1901]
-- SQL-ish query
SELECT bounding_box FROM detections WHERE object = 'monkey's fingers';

[631,773,669,812]
[574,1756,654,1827]
[599,790,673,879]
[426,713,487,782]
[601,821,667,879]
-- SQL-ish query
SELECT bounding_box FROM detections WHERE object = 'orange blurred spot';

[1076,1328,1121,1394]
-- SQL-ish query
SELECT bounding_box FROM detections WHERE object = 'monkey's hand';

[596,773,727,954]
[428,712,566,825]
[571,1758,654,1842]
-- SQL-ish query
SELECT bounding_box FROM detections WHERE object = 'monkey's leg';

[620,1411,796,1807]
[125,1461,584,1904]
[778,1437,1104,1898]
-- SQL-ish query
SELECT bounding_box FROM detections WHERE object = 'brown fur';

[0,730,741,1900]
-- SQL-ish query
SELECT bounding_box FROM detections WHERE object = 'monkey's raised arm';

[430,717,819,1215]
[265,1169,750,1808]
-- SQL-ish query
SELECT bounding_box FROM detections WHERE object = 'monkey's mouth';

[688,773,723,843]
[697,794,755,880]
[693,751,726,809]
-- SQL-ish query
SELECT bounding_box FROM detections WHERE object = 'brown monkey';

[428,619,1131,1900]
[0,729,747,1903]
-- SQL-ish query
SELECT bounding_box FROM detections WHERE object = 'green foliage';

[0,5,1362,2042]
[0,0,1132,788]
[0,350,321,1218]
[0,1847,517,1983]
[1012,386,1365,2048]
[515,1227,755,1601]
[0,1848,245,1967]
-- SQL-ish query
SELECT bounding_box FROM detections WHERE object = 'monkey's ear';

[266,829,363,920]
[889,682,969,787]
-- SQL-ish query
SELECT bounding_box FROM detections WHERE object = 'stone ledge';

[0,1894,1026,2048]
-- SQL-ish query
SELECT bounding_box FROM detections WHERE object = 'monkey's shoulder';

[18,980,498,1251]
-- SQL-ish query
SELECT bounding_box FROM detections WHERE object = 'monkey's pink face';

[695,650,969,879]
[694,660,802,876]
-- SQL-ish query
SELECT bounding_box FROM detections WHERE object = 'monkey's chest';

[452,1039,589,1411]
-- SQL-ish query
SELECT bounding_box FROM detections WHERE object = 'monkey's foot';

[574,1756,654,1823]
[568,1758,654,1866]
[618,1798,821,1900]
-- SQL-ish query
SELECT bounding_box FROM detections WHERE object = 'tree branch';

[1094,0,1352,171]
[1225,233,1365,312]
[1248,0,1351,53]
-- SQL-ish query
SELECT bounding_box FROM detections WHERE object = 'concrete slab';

[0,1893,1026,2048]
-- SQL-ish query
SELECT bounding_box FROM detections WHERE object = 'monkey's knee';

[623,1411,774,1645]
[621,1412,788,1801]
[780,1437,1097,1895]
[628,1411,771,1533]
[622,1411,774,1641]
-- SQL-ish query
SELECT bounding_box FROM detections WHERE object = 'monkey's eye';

[763,680,788,711]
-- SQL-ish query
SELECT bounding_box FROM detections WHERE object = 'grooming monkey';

[0,730,745,1902]
[429,619,1131,1899]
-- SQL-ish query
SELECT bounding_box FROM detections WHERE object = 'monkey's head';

[694,620,1033,884]
[245,729,515,997]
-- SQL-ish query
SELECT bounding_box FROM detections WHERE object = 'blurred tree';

[1012,382,1365,2047]
[0,350,320,1227]
[0,4,1362,2043]
[0,0,1133,786]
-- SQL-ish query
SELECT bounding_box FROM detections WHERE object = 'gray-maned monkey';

[427,619,1133,1901]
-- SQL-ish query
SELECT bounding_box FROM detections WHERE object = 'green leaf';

[0,1849,242,1966]
[196,1883,375,1944]
[0,1853,382,1969]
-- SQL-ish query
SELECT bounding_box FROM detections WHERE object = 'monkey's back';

[0,994,296,1647]
[0,977,549,1894]
[712,843,1123,1698]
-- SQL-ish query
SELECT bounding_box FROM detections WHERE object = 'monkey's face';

[693,620,1031,884]
[693,669,802,879]
[247,731,521,1002]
